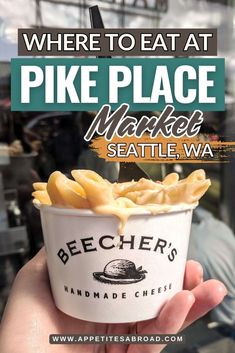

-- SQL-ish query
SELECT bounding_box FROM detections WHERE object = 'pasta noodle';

[32,190,51,205]
[162,172,179,186]
[72,170,114,208]
[47,171,89,209]
[33,182,47,191]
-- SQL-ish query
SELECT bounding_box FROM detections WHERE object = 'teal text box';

[11,58,225,111]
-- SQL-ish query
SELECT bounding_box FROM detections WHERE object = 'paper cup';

[38,205,194,323]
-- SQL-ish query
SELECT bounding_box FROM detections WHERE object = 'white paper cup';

[38,205,194,323]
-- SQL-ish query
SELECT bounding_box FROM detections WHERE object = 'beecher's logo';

[93,259,147,285]
[57,234,178,265]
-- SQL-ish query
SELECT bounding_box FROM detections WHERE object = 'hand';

[0,248,227,353]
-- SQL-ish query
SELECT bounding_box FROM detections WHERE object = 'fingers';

[0,247,54,351]
[182,279,227,330]
[1,246,52,323]
[29,246,46,264]
[128,291,195,353]
[142,291,195,334]
[18,246,46,274]
[184,260,203,290]
[24,246,46,267]
[2,247,51,317]
[16,246,48,285]
[106,323,130,353]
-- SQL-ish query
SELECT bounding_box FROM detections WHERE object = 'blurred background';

[0,0,235,352]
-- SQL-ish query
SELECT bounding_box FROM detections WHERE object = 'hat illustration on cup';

[93,259,147,284]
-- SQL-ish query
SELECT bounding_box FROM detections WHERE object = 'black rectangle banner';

[18,28,217,56]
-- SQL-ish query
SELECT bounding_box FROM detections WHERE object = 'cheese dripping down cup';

[33,169,210,323]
